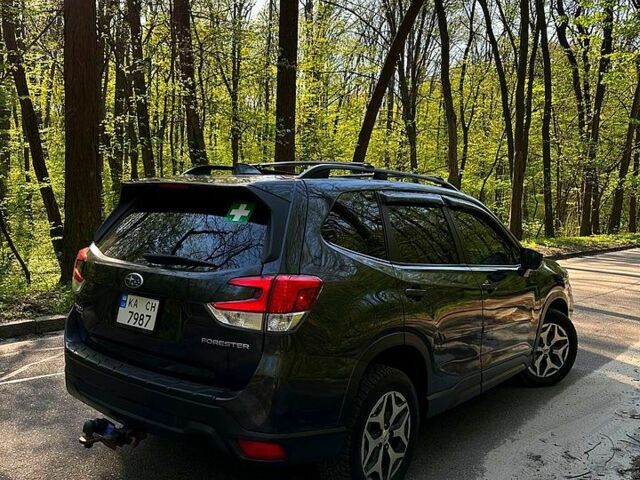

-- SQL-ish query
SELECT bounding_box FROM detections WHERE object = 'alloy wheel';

[360,391,412,480]
[529,322,571,378]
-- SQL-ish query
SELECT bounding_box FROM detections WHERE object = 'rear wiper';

[143,253,218,269]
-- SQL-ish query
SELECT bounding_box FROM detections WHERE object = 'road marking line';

[0,353,63,382]
[0,372,64,386]
[0,351,22,358]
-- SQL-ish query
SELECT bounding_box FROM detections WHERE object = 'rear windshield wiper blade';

[143,253,218,269]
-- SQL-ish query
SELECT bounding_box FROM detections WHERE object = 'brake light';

[208,275,323,332]
[72,247,90,293]
[237,439,286,461]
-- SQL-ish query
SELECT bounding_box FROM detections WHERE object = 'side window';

[450,209,520,265]
[321,191,387,259]
[387,204,458,264]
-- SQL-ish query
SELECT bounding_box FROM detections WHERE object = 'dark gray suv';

[65,162,577,480]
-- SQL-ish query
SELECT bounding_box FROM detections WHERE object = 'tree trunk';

[478,0,514,175]
[111,13,127,196]
[274,0,298,163]
[383,73,395,169]
[230,1,243,165]
[96,0,113,209]
[0,210,30,284]
[262,0,275,162]
[630,123,640,233]
[508,0,530,240]
[2,0,64,267]
[172,0,207,166]
[0,83,10,208]
[537,0,554,237]
[580,5,613,236]
[353,0,425,164]
[555,0,587,139]
[126,0,155,177]
[458,0,477,186]
[608,65,640,233]
[62,0,102,283]
[397,67,418,171]
[434,0,458,187]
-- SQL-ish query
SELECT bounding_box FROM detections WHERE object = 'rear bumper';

[65,338,346,464]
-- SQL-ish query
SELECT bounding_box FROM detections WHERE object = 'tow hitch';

[79,418,146,450]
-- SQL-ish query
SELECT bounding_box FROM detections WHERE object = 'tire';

[520,309,578,387]
[318,365,419,480]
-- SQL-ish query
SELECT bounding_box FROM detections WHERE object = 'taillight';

[208,275,323,332]
[237,439,286,461]
[72,247,90,293]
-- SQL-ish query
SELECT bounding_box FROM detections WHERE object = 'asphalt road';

[1,249,640,480]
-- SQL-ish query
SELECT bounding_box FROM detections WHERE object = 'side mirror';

[520,247,543,273]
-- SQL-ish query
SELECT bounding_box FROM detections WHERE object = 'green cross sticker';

[225,202,255,224]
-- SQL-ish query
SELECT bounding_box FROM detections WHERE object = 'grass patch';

[523,233,640,257]
[0,240,72,323]
[0,285,72,323]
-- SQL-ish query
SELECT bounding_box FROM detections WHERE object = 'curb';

[548,244,640,260]
[0,315,66,340]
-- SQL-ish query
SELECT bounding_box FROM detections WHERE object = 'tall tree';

[508,0,531,239]
[383,1,433,171]
[274,0,298,163]
[1,0,64,266]
[353,0,425,164]
[261,0,275,162]
[608,64,640,233]
[580,4,614,235]
[110,9,128,196]
[434,0,459,187]
[537,0,554,237]
[172,0,207,166]
[478,0,515,174]
[62,0,102,282]
[126,0,155,177]
[630,124,640,233]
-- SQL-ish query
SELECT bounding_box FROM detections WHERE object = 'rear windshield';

[97,191,269,271]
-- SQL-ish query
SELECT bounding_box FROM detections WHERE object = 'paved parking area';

[1,249,639,479]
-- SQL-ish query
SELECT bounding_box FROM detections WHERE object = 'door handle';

[405,288,428,300]
[482,280,497,293]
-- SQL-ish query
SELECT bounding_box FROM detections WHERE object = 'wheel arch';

[534,289,572,348]
[338,332,433,424]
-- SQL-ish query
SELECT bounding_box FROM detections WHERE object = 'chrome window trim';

[391,262,521,272]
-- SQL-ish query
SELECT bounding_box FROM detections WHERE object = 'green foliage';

[1,0,640,318]
[523,233,640,256]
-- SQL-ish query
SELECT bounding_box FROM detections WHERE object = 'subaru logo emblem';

[124,272,144,289]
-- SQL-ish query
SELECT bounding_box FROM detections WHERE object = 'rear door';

[445,202,537,389]
[76,182,291,390]
[381,193,484,410]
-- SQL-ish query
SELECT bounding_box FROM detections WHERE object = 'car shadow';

[102,343,625,480]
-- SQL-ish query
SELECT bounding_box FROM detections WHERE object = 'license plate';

[116,293,160,332]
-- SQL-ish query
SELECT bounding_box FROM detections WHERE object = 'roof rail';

[181,161,458,191]
[369,168,458,191]
[252,161,372,174]
[182,163,262,176]
[298,164,458,191]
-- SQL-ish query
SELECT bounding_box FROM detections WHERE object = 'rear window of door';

[321,191,387,260]
[386,204,459,265]
[97,193,269,271]
[449,208,520,265]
